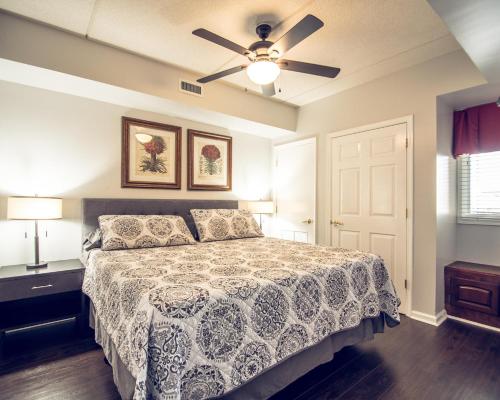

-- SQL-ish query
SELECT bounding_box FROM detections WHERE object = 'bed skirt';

[90,302,385,400]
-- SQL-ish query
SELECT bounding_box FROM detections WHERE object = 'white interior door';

[330,123,407,312]
[273,138,316,244]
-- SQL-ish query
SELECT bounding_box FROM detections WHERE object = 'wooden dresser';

[445,261,500,329]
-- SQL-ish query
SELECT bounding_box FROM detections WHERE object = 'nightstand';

[0,259,87,357]
[445,261,500,329]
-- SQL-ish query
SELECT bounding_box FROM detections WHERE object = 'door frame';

[273,137,317,244]
[326,115,414,315]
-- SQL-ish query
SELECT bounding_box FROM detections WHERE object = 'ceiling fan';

[193,14,340,96]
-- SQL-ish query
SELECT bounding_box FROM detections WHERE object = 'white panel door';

[273,138,316,244]
[330,123,407,312]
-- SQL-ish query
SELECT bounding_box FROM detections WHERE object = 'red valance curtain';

[453,102,500,158]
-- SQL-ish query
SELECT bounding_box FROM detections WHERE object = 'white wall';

[279,50,485,317]
[437,83,500,268]
[436,95,500,286]
[0,80,273,266]
[436,98,457,311]
[456,225,500,266]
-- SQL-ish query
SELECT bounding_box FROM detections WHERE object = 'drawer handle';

[31,284,53,290]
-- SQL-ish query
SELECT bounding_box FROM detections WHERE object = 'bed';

[81,198,400,400]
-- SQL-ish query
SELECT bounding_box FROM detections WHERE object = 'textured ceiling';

[0,0,461,106]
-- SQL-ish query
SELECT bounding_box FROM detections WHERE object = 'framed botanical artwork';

[121,117,182,189]
[188,129,232,191]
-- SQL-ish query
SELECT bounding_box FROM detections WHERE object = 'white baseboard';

[447,315,500,333]
[409,310,500,333]
[409,309,447,326]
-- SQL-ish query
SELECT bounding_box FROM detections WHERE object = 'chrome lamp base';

[26,220,48,270]
[26,261,48,270]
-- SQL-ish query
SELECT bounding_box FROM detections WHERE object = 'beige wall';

[0,80,273,266]
[281,50,485,316]
[0,11,297,133]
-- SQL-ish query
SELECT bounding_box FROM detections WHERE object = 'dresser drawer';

[450,277,499,316]
[0,272,83,302]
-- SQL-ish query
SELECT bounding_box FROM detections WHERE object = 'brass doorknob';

[330,220,344,227]
[301,218,313,224]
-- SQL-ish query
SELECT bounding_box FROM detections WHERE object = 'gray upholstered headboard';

[81,198,239,240]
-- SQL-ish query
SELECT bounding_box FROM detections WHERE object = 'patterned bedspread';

[82,237,399,400]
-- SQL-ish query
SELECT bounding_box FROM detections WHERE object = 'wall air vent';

[179,80,203,97]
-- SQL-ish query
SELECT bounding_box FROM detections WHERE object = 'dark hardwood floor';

[0,316,499,400]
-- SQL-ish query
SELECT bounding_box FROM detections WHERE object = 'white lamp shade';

[244,200,274,214]
[7,197,62,220]
[246,61,281,85]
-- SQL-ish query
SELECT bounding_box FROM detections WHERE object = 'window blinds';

[458,151,500,224]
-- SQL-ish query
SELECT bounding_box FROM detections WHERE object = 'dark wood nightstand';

[0,259,87,357]
[445,261,500,329]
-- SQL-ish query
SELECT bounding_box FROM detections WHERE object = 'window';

[458,151,500,224]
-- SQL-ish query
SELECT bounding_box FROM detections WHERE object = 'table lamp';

[245,200,274,229]
[7,196,62,269]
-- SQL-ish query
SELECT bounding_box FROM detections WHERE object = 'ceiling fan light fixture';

[246,60,280,85]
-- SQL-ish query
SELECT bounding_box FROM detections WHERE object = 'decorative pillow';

[98,215,196,251]
[82,228,102,251]
[190,209,264,242]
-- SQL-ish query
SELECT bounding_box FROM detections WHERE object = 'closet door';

[330,123,407,312]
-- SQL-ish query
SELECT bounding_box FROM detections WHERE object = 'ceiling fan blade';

[193,28,250,56]
[270,15,324,56]
[278,59,340,78]
[197,65,247,83]
[261,82,276,96]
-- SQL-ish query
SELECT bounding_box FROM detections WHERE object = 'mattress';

[82,237,400,400]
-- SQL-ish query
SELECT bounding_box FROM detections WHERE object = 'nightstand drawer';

[0,272,83,302]
[450,277,499,315]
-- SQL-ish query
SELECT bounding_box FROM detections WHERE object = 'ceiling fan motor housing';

[256,23,272,40]
[248,24,279,61]
[248,40,275,60]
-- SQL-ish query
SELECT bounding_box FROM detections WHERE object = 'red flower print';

[201,145,221,162]
[143,136,166,155]
[140,135,167,173]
